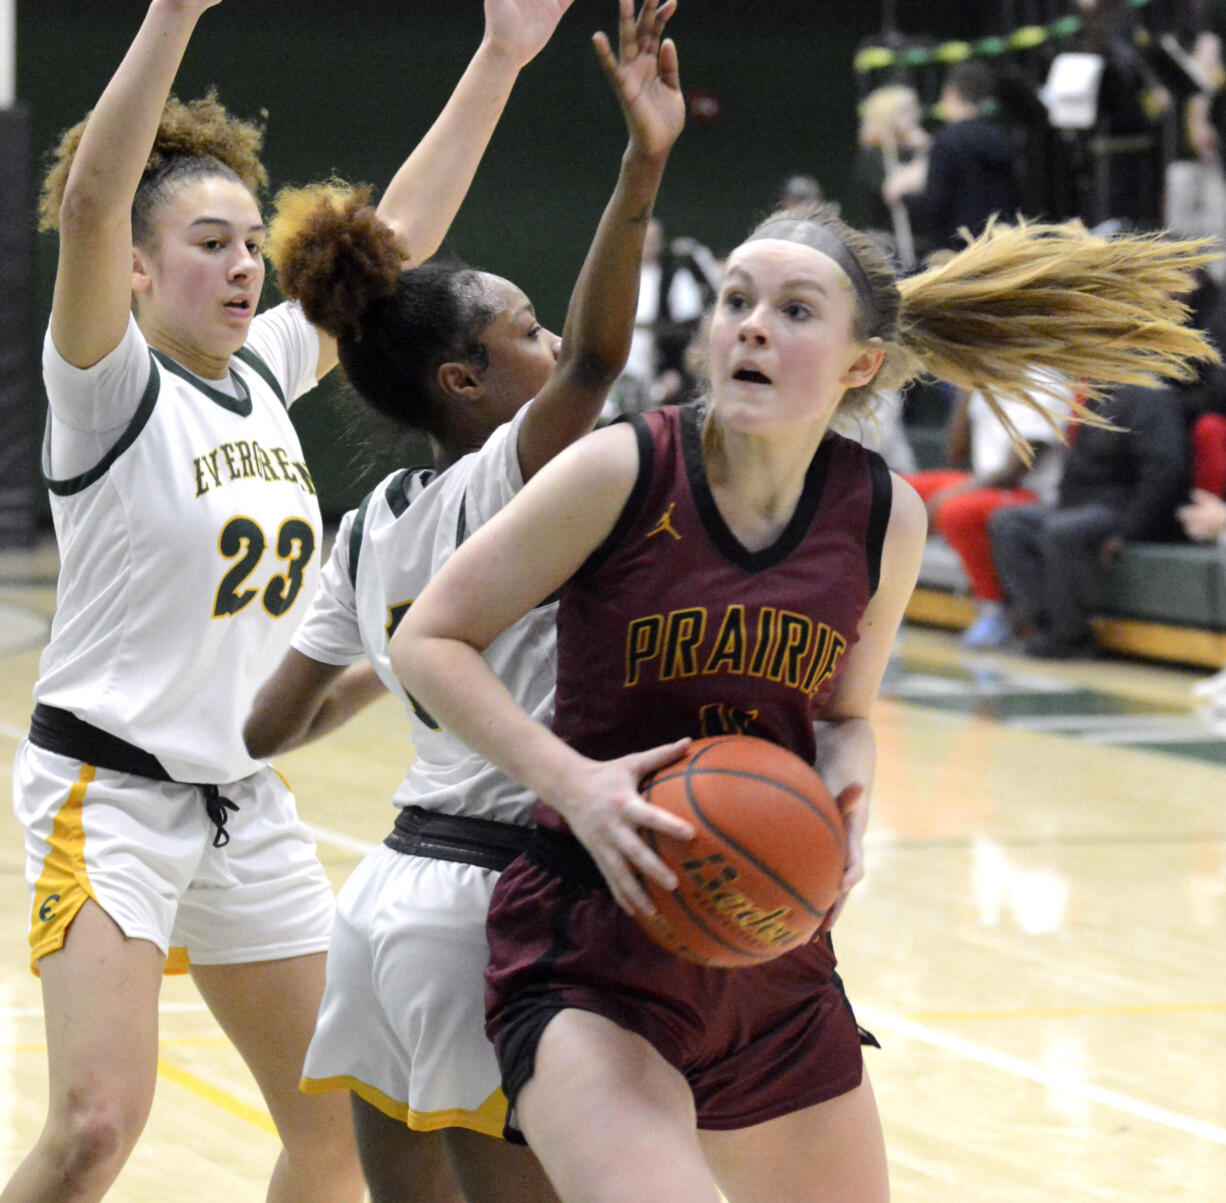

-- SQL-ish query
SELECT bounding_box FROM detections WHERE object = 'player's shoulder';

[549,419,642,485]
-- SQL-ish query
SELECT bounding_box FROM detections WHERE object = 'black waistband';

[384,805,533,872]
[28,703,239,848]
[526,825,608,891]
[30,702,171,780]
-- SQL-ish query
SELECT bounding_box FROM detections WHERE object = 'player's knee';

[43,1098,140,1189]
[278,1107,362,1184]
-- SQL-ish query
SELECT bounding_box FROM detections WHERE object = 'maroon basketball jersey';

[543,404,891,830]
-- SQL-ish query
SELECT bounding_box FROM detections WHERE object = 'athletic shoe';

[960,610,1015,649]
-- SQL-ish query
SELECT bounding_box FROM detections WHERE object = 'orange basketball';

[636,735,846,969]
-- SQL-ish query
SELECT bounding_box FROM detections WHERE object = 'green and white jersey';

[36,304,323,784]
[291,406,554,825]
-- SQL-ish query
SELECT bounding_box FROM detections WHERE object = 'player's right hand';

[549,738,694,916]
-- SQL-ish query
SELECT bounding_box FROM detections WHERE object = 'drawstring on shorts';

[202,785,240,847]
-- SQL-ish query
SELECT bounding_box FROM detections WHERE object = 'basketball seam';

[681,767,830,923]
[641,830,774,965]
[656,738,844,854]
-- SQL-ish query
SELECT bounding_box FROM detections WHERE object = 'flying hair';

[38,90,267,234]
[266,180,402,344]
[266,176,496,439]
[894,218,1221,452]
[735,202,1220,458]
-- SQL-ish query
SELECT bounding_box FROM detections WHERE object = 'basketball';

[635,734,846,969]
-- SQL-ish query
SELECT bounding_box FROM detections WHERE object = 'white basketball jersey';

[291,406,555,825]
[35,305,323,784]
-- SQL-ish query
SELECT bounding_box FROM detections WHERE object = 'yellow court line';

[156,1058,277,1135]
[4,1042,279,1137]
[907,1001,1226,1023]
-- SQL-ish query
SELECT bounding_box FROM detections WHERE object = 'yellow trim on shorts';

[164,946,192,975]
[28,763,98,973]
[299,1074,508,1139]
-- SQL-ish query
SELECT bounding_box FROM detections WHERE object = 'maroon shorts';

[485,830,872,1142]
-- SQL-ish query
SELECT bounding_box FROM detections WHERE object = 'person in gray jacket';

[988,383,1190,658]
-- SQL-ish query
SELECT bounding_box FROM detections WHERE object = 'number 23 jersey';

[35,306,322,784]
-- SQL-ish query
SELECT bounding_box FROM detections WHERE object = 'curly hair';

[722,201,1220,454]
[267,179,497,439]
[38,90,267,245]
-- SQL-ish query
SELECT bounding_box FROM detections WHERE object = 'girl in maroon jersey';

[390,209,1216,1201]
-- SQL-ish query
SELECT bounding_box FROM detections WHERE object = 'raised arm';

[391,423,694,913]
[517,0,685,479]
[50,0,222,368]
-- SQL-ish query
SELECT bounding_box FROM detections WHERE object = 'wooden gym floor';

[2,540,1224,1201]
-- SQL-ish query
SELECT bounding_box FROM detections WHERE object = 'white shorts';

[13,740,334,971]
[301,841,507,1137]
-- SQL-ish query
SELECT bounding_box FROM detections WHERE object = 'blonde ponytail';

[891,219,1220,447]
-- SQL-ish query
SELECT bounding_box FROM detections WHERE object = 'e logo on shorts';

[38,895,60,922]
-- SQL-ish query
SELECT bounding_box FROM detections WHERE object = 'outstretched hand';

[484,0,577,69]
[551,738,694,916]
[593,0,685,158]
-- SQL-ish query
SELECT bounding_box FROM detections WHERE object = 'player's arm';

[517,0,683,480]
[50,0,221,368]
[813,472,926,926]
[391,422,693,913]
[244,651,387,759]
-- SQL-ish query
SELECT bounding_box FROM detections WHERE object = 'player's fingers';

[657,38,680,90]
[636,0,662,54]
[651,0,676,50]
[616,0,637,59]
[591,30,618,79]
[634,798,693,842]
[841,859,866,891]
[834,782,864,818]
[601,847,658,914]
[613,822,679,891]
[630,737,691,782]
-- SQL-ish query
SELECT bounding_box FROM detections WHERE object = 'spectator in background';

[608,216,719,415]
[1167,7,1226,272]
[988,383,1190,659]
[1062,0,1170,228]
[1188,0,1226,188]
[1175,268,1226,495]
[1178,481,1226,709]
[777,172,827,211]
[906,375,1072,649]
[884,59,1019,252]
[855,83,930,266]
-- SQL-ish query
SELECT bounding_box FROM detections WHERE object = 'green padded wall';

[19,0,993,517]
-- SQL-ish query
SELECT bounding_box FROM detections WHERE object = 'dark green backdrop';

[18,0,994,517]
